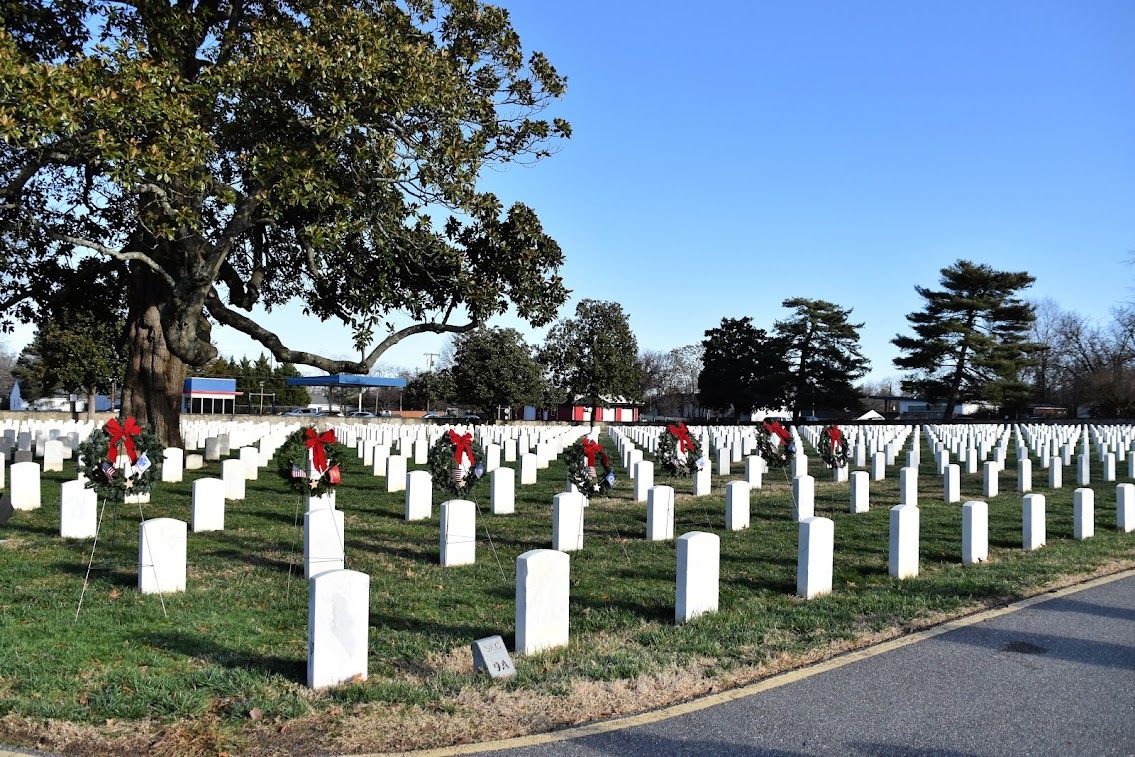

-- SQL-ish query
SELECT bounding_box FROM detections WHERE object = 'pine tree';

[892,260,1037,419]
[774,298,870,421]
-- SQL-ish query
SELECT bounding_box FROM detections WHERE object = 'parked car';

[347,411,376,418]
[282,407,328,417]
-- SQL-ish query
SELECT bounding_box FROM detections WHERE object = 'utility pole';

[424,352,439,413]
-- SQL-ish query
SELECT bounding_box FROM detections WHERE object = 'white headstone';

[1048,458,1062,489]
[552,492,585,552]
[204,437,221,461]
[515,549,569,655]
[239,446,260,480]
[485,443,502,473]
[304,508,345,578]
[962,500,988,565]
[944,464,960,504]
[59,480,97,539]
[386,456,407,492]
[307,569,370,689]
[221,458,245,500]
[43,439,64,472]
[633,460,654,503]
[888,505,919,579]
[161,448,184,483]
[675,531,719,624]
[191,477,226,532]
[792,475,814,521]
[1077,454,1091,486]
[870,451,886,481]
[1073,487,1094,540]
[797,517,834,600]
[849,470,869,513]
[491,467,515,515]
[440,499,476,566]
[9,461,41,510]
[725,481,750,531]
[982,461,999,498]
[405,470,433,521]
[519,453,538,485]
[745,456,763,488]
[899,466,917,506]
[413,438,429,466]
[138,518,187,594]
[693,465,711,496]
[185,453,204,470]
[1018,458,1032,493]
[646,485,674,541]
[1023,493,1046,551]
[1116,483,1134,533]
[1103,453,1116,482]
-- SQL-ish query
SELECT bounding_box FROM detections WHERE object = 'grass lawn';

[0,426,1132,755]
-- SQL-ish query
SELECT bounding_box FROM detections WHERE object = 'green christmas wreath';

[276,426,346,497]
[77,417,165,500]
[817,425,850,468]
[564,438,615,496]
[429,429,486,497]
[658,422,700,477]
[755,419,796,468]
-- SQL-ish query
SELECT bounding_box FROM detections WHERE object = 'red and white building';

[553,395,640,423]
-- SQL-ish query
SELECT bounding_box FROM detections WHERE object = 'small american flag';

[290,464,308,479]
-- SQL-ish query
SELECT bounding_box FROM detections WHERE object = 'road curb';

[378,567,1135,757]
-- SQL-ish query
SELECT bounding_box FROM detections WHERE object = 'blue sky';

[9,0,1134,383]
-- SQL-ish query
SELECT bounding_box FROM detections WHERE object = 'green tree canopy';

[0,0,570,443]
[10,259,127,414]
[450,326,543,417]
[540,299,643,420]
[404,368,455,411]
[774,298,869,421]
[698,316,788,420]
[892,259,1036,419]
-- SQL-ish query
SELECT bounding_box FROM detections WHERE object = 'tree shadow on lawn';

[140,629,305,681]
[52,560,137,588]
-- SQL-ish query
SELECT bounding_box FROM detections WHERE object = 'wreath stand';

[74,419,167,619]
[430,431,507,581]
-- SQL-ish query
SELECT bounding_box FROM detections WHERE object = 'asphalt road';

[479,575,1135,757]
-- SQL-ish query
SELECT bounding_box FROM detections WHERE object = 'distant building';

[553,395,640,423]
[183,377,240,414]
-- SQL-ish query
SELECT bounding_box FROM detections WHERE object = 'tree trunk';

[86,386,96,422]
[122,268,186,447]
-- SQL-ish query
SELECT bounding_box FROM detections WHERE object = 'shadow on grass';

[142,629,305,681]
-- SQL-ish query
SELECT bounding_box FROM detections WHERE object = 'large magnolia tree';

[0,0,571,444]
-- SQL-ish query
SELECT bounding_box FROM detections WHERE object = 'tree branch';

[52,234,178,290]
[205,288,479,374]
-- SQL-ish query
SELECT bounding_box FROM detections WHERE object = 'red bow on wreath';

[448,430,475,466]
[763,419,792,445]
[826,425,843,444]
[105,416,142,464]
[667,421,695,454]
[304,427,336,474]
[582,438,609,468]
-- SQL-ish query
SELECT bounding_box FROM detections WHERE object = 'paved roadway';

[477,574,1135,757]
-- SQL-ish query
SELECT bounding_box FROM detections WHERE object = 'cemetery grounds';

[0,423,1133,756]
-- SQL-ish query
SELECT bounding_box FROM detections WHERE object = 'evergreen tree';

[774,298,869,421]
[540,300,643,427]
[451,328,544,418]
[892,260,1036,419]
[698,317,789,421]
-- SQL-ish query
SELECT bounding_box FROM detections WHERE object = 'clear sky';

[9,0,1134,382]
